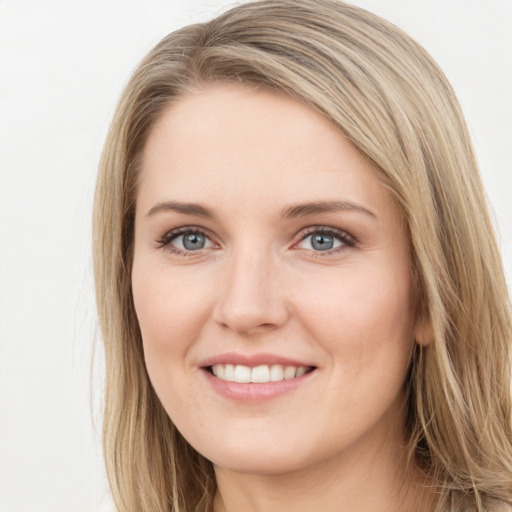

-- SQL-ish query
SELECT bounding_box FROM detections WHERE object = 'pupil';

[183,233,205,250]
[312,233,333,251]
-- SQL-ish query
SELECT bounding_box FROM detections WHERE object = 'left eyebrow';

[280,200,377,220]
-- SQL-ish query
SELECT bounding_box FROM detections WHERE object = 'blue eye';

[297,228,353,253]
[161,229,213,253]
[181,232,207,250]
[310,233,336,251]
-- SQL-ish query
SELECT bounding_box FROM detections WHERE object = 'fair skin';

[132,84,432,512]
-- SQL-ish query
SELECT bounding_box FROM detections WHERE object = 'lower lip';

[201,368,316,402]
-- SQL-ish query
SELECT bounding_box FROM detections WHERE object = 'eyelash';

[297,227,356,257]
[156,226,356,257]
[156,227,215,257]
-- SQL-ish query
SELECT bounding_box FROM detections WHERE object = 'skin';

[132,84,432,512]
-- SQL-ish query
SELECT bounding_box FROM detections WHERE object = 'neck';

[213,437,435,512]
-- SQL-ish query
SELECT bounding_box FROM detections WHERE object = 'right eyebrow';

[145,201,215,219]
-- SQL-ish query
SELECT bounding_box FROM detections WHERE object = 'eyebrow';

[280,200,376,220]
[145,199,376,220]
[146,201,215,218]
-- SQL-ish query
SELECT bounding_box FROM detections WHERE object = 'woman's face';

[132,84,418,475]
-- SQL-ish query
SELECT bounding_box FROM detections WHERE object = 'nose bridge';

[213,241,288,334]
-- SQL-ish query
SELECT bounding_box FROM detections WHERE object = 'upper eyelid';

[160,226,216,243]
[297,226,356,243]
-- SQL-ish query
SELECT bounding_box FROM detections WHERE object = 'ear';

[414,316,433,346]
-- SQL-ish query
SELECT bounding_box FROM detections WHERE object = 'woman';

[93,1,512,511]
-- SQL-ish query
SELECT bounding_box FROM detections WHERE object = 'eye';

[296,228,355,253]
[158,228,214,254]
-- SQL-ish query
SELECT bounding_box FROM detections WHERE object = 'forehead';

[138,84,396,220]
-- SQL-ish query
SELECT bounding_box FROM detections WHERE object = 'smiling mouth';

[207,364,316,384]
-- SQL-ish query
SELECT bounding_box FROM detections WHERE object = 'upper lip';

[199,352,316,369]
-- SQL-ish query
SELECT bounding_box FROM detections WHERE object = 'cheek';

[293,262,414,372]
[131,263,213,368]
[131,262,218,425]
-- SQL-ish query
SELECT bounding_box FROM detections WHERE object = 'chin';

[210,451,306,476]
[185,430,308,476]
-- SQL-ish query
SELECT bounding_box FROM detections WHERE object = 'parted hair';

[93,1,512,511]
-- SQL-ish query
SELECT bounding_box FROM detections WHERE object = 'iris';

[311,233,334,251]
[183,232,206,250]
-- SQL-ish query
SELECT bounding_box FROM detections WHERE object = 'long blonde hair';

[93,1,512,510]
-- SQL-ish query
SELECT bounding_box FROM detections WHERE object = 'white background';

[0,1,510,511]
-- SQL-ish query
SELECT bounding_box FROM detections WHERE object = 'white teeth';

[296,367,307,377]
[210,364,311,383]
[251,365,270,383]
[225,364,235,381]
[270,364,284,381]
[234,365,251,383]
[283,366,297,380]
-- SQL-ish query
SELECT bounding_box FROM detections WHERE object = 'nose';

[212,248,290,336]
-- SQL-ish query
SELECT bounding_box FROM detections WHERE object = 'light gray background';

[1,1,511,511]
